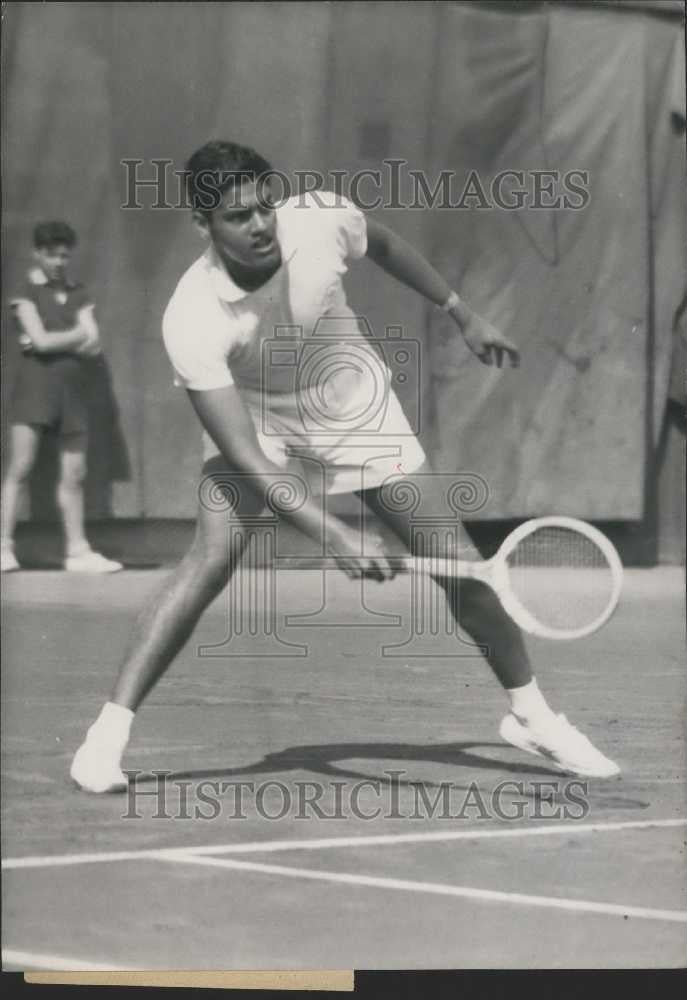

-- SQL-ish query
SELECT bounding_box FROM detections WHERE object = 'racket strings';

[505,526,616,632]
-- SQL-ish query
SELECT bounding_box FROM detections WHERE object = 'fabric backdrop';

[1,1,684,520]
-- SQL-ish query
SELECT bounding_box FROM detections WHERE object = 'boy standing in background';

[1,221,122,573]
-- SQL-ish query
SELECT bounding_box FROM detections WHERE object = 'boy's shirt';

[11,267,92,352]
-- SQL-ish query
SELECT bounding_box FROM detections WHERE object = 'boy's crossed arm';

[12,300,101,356]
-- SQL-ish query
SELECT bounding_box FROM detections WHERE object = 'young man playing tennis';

[71,141,619,792]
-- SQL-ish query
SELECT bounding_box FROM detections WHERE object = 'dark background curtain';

[2,2,684,540]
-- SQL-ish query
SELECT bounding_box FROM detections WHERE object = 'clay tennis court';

[2,562,685,970]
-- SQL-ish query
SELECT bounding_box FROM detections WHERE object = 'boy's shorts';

[9,356,89,435]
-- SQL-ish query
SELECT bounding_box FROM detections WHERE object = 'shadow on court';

[141,739,567,787]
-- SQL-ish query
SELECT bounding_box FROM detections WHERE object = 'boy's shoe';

[499,711,620,778]
[1,547,20,572]
[64,550,123,573]
[70,739,127,793]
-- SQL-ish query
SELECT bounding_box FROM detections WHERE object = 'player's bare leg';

[360,480,619,778]
[110,512,253,711]
[357,482,534,685]
[0,423,41,571]
[71,462,263,791]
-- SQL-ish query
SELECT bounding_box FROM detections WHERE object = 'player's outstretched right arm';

[188,385,395,581]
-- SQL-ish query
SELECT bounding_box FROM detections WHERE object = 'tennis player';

[71,141,619,791]
[1,222,122,574]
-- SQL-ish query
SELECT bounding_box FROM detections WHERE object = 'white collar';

[28,267,48,286]
[27,266,75,289]
[202,206,296,303]
[202,246,247,303]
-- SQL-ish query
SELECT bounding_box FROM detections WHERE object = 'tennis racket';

[402,516,623,641]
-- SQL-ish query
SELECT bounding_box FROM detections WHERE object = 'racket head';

[492,517,624,640]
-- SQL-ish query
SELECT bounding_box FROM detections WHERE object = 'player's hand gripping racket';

[403,517,623,640]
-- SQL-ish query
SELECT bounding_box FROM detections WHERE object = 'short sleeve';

[325,192,367,260]
[298,189,367,261]
[9,279,38,309]
[162,297,235,392]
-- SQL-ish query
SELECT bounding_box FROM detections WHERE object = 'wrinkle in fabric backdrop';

[1,2,684,520]
[426,2,685,518]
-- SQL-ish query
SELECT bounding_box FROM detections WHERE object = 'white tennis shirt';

[163,189,369,395]
[162,189,425,490]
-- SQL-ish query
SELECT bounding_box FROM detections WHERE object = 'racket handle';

[400,555,485,580]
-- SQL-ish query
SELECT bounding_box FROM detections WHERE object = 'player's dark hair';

[33,221,78,250]
[185,140,273,215]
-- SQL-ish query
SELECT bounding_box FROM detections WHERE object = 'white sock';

[88,702,134,749]
[66,543,92,558]
[507,678,557,724]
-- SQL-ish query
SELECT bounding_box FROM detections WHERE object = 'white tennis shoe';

[70,739,128,793]
[1,546,20,572]
[64,550,123,573]
[499,711,620,778]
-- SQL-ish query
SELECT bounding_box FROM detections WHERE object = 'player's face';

[34,244,72,282]
[202,179,280,272]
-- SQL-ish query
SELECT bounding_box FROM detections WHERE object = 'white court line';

[2,948,138,971]
[3,817,685,870]
[158,851,687,925]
